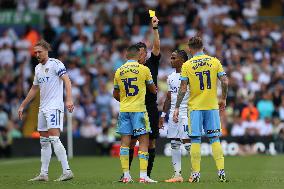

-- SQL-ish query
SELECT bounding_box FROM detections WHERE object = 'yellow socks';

[190,143,201,172]
[138,150,149,176]
[120,146,129,173]
[211,142,224,170]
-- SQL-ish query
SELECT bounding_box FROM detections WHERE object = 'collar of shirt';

[193,52,205,57]
[126,60,138,63]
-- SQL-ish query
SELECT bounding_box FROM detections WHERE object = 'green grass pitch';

[0,155,284,189]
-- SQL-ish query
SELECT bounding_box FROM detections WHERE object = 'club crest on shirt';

[45,68,49,73]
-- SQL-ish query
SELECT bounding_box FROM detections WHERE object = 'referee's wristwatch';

[153,26,158,30]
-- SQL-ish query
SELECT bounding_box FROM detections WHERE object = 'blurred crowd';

[0,0,284,153]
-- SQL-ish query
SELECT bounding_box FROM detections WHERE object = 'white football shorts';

[167,113,189,139]
[38,109,64,132]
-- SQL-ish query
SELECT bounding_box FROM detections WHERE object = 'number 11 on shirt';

[195,70,211,90]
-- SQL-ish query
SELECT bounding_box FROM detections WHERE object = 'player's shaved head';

[126,44,140,60]
[188,36,203,50]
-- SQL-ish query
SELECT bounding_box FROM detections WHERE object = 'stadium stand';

[0,0,284,155]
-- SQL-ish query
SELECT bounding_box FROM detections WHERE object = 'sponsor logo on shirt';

[38,77,50,83]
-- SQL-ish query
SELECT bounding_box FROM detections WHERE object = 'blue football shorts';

[188,109,222,137]
[117,112,151,137]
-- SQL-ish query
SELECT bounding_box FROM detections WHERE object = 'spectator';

[257,92,275,119]
[241,101,259,121]
[96,127,115,156]
[0,128,12,158]
[1,1,284,148]
[80,117,101,138]
[0,105,8,130]
[231,116,246,137]
[257,117,273,136]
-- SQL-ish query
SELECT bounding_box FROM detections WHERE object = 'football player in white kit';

[18,40,74,181]
[159,50,191,183]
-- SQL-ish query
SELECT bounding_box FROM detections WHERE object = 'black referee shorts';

[147,105,159,139]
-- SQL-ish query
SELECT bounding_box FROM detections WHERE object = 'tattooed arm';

[173,80,188,123]
[218,75,228,112]
[175,80,188,108]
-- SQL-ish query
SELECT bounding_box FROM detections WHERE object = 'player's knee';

[171,140,181,149]
[49,136,60,144]
[40,136,50,148]
[208,137,220,144]
[191,136,201,143]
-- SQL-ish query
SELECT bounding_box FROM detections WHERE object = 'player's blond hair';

[35,39,52,51]
[188,36,203,50]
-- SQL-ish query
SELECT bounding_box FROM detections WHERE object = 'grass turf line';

[0,155,284,189]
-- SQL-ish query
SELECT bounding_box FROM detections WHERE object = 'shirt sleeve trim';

[146,80,154,84]
[217,72,226,78]
[114,85,119,89]
[179,77,188,81]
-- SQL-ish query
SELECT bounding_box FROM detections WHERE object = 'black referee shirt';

[145,52,161,107]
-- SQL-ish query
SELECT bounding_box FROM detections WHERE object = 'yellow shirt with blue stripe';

[114,60,154,112]
[180,52,226,110]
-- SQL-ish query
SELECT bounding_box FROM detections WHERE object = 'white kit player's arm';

[158,91,171,129]
[60,74,74,113]
[18,85,39,120]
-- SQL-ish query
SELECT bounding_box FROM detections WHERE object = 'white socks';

[184,143,191,152]
[140,171,147,178]
[49,136,70,174]
[40,136,52,175]
[171,140,182,176]
[124,171,131,178]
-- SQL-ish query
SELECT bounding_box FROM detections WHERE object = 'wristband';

[161,112,166,118]
[153,26,158,30]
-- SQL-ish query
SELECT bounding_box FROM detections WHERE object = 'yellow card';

[149,10,155,18]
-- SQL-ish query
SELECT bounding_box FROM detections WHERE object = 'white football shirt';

[33,58,66,112]
[167,71,189,116]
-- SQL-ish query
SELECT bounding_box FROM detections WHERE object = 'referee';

[119,15,161,180]
[136,15,160,177]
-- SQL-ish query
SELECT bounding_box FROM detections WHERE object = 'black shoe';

[118,174,124,182]
[218,169,227,182]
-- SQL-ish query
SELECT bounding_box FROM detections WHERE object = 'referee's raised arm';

[151,16,160,56]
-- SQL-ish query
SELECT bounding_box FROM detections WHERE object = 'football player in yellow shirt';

[113,44,157,183]
[173,36,229,183]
